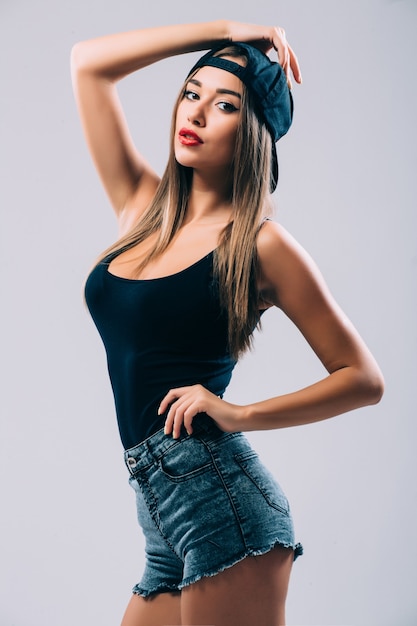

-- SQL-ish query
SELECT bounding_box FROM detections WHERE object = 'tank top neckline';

[104,249,215,284]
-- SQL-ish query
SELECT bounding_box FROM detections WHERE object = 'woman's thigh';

[120,591,181,626]
[181,546,294,626]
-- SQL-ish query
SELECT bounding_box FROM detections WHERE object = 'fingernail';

[157,406,162,415]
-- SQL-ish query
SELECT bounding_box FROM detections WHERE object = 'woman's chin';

[174,148,201,169]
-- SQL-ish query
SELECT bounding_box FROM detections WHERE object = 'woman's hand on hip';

[159,384,244,439]
[226,20,302,87]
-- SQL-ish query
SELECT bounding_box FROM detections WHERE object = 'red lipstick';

[178,128,203,146]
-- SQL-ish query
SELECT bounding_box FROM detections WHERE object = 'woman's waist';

[124,413,247,475]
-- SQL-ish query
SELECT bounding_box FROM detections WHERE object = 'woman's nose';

[188,104,206,127]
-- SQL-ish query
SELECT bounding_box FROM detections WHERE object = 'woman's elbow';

[70,42,89,74]
[360,365,385,406]
[70,41,97,75]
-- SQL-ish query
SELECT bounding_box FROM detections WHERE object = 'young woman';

[71,20,384,626]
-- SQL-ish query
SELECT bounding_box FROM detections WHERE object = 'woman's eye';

[184,90,199,101]
[217,101,238,113]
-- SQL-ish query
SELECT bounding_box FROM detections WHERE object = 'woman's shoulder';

[256,218,316,292]
[257,219,300,261]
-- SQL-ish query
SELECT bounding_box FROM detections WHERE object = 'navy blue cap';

[187,43,293,191]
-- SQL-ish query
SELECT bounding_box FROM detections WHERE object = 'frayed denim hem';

[179,540,303,591]
[132,541,303,597]
[132,582,181,598]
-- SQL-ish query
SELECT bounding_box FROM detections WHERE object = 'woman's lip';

[179,128,203,144]
[178,135,202,146]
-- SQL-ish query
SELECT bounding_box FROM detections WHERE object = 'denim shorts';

[124,415,302,597]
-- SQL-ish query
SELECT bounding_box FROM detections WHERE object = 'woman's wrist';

[232,403,256,432]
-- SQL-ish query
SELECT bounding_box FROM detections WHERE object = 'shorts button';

[127,457,137,468]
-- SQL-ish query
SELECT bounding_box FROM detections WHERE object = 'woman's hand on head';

[225,21,302,88]
[159,384,245,439]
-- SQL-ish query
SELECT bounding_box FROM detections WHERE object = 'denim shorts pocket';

[158,437,214,483]
[234,450,290,515]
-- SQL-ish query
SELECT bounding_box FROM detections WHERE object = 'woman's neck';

[185,173,233,225]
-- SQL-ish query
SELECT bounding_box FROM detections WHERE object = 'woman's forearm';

[241,365,384,431]
[71,20,229,81]
[160,362,384,439]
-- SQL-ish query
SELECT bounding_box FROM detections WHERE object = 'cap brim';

[270,143,278,193]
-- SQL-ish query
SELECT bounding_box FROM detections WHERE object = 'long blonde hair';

[98,46,273,358]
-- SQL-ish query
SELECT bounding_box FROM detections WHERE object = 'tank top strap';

[257,216,272,233]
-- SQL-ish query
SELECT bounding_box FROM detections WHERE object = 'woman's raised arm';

[70,21,226,221]
[70,21,301,226]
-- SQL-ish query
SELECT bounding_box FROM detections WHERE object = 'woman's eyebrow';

[188,78,242,100]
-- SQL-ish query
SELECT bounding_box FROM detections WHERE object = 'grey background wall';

[1,0,416,624]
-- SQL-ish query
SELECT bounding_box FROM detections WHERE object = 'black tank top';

[84,250,237,449]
